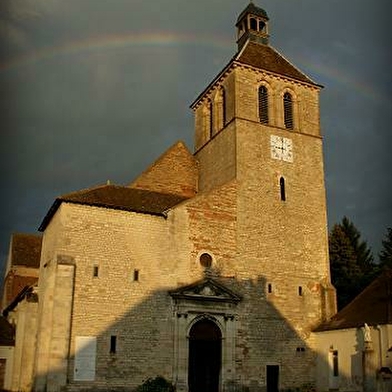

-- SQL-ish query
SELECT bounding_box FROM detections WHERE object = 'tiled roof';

[314,270,392,332]
[39,185,189,231]
[0,316,15,346]
[236,41,317,85]
[11,233,42,268]
[3,274,39,308]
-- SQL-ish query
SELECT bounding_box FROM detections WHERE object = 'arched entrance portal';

[188,318,222,392]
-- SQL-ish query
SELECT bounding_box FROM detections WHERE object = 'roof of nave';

[0,316,15,346]
[39,185,190,231]
[128,141,198,198]
[314,269,392,332]
[10,233,42,268]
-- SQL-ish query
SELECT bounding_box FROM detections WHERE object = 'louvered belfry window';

[258,86,269,124]
[283,92,294,129]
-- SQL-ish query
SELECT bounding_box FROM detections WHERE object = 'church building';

[2,3,338,392]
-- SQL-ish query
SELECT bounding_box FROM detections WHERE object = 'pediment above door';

[169,278,241,304]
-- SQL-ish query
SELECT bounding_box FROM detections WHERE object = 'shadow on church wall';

[32,272,333,392]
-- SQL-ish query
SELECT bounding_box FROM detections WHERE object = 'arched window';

[250,17,258,31]
[259,20,266,33]
[280,177,286,201]
[283,92,294,129]
[258,85,269,124]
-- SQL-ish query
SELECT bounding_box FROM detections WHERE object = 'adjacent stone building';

[314,270,392,392]
[2,3,338,392]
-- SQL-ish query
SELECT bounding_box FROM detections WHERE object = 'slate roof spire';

[236,2,269,51]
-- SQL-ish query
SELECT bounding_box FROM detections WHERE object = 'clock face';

[282,137,293,162]
[270,135,293,162]
[270,135,283,160]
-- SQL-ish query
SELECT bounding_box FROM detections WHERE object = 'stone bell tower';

[191,2,336,388]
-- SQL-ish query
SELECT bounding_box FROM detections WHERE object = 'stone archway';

[188,318,221,392]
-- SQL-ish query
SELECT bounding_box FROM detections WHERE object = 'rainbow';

[2,31,385,106]
[0,31,233,73]
[290,52,386,106]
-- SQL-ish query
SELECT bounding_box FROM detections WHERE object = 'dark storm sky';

[1,0,391,274]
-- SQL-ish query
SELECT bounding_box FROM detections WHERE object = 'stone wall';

[8,295,38,392]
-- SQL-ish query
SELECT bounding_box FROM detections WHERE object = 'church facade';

[2,3,338,392]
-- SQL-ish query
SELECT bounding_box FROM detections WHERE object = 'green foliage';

[134,376,175,392]
[329,216,377,310]
[379,228,392,269]
[340,217,374,274]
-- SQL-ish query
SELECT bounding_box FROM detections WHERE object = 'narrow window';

[258,86,269,124]
[110,335,117,354]
[209,100,213,138]
[221,88,226,127]
[267,283,272,293]
[298,286,303,296]
[283,92,294,129]
[202,104,209,139]
[280,177,286,201]
[93,265,99,277]
[133,269,139,281]
[332,350,339,376]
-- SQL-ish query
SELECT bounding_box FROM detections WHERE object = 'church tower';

[191,2,336,388]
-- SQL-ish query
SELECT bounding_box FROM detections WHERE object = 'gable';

[129,141,198,198]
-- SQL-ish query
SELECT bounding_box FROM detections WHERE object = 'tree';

[340,216,374,276]
[379,227,392,269]
[329,217,377,310]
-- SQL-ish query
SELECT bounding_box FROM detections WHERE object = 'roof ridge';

[58,183,116,199]
[11,232,42,238]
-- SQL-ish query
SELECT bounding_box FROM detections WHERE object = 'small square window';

[133,269,139,282]
[93,265,99,277]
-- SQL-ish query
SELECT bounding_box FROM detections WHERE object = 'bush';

[134,376,175,392]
